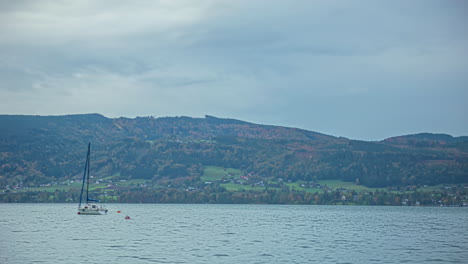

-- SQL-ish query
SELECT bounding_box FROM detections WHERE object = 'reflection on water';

[1,204,467,263]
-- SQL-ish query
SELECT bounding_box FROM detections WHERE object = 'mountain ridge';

[3,113,463,141]
[0,114,467,189]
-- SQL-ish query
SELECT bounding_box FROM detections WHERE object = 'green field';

[286,181,322,193]
[17,179,149,193]
[26,182,83,192]
[113,179,148,187]
[201,166,243,182]
[285,180,376,193]
[317,180,378,192]
[202,166,381,193]
[220,183,270,192]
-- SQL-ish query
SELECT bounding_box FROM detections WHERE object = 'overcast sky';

[0,0,467,140]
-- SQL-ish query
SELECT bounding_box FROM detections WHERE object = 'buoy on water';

[117,211,121,213]
[125,215,131,220]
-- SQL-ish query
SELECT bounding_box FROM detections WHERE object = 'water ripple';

[1,204,467,264]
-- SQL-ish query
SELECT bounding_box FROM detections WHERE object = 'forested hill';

[0,114,467,189]
[0,114,334,143]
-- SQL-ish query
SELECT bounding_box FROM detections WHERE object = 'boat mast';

[86,142,91,203]
[78,142,91,208]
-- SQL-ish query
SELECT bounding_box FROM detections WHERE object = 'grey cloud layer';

[0,0,467,140]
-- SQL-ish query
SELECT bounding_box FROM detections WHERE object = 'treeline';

[1,188,465,207]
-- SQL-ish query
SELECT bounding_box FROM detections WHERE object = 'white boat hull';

[77,204,108,215]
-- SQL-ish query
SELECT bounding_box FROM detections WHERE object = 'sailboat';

[77,142,108,215]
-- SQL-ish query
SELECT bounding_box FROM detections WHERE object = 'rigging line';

[78,142,90,208]
[86,142,91,202]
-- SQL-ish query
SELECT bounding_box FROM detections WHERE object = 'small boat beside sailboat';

[77,142,108,215]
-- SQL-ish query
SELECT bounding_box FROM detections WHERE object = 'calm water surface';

[0,204,466,263]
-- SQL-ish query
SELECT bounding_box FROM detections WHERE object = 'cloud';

[0,0,467,140]
[0,0,216,45]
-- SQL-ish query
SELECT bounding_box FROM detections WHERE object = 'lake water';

[0,204,467,263]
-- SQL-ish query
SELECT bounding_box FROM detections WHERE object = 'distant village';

[4,173,467,206]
